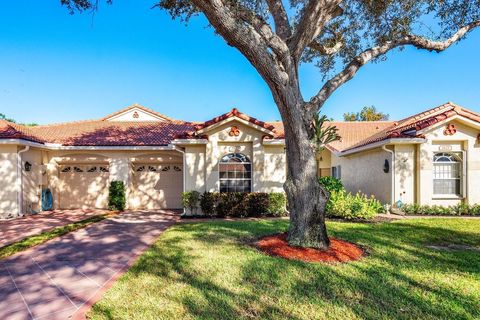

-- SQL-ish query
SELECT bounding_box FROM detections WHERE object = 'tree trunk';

[273,86,330,250]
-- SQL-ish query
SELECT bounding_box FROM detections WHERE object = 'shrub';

[200,192,219,216]
[216,192,249,217]
[108,181,126,211]
[197,192,287,217]
[401,203,480,216]
[319,176,344,193]
[267,193,287,216]
[182,191,201,214]
[247,193,270,216]
[326,190,381,220]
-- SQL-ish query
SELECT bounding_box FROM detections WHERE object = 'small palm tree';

[311,114,340,152]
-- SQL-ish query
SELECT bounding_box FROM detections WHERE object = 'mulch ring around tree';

[254,233,365,263]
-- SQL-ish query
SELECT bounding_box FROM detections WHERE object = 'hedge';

[401,203,480,216]
[185,191,287,217]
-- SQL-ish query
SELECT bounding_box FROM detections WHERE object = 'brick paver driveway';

[0,209,109,247]
[0,210,179,320]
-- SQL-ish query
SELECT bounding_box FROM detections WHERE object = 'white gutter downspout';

[173,146,186,215]
[17,146,30,217]
[382,145,395,210]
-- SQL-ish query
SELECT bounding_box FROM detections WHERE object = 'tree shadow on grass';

[92,219,480,320]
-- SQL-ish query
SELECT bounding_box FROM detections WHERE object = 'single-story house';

[0,102,479,219]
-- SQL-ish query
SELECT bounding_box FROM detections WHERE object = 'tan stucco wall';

[418,120,480,205]
[261,145,286,192]
[0,145,20,218]
[21,148,43,213]
[187,119,286,194]
[317,149,332,177]
[331,148,393,204]
[184,145,206,193]
[394,144,416,204]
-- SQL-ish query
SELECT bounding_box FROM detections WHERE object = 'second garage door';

[58,164,109,209]
[133,164,183,209]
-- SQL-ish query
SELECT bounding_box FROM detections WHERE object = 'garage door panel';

[58,165,109,209]
[133,164,183,209]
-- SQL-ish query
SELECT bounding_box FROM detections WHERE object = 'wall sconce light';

[24,161,32,172]
[383,159,390,173]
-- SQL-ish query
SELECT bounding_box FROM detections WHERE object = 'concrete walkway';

[0,210,179,320]
[0,210,109,248]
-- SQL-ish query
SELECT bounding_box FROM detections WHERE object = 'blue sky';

[0,1,479,124]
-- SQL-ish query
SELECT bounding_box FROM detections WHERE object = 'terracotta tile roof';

[341,102,480,152]
[0,120,45,143]
[195,108,276,132]
[28,121,195,146]
[0,102,478,149]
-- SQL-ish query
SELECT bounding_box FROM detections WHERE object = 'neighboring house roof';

[0,102,478,149]
[341,102,480,152]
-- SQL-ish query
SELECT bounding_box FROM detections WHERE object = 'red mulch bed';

[255,233,364,263]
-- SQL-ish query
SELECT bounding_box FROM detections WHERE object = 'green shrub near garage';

[108,181,126,211]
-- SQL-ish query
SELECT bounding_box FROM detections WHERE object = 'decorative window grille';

[219,153,252,193]
[433,153,461,195]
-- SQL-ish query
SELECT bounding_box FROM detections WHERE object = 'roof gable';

[103,104,174,122]
[194,108,276,136]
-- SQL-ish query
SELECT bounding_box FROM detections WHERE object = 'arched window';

[219,153,252,193]
[433,153,462,195]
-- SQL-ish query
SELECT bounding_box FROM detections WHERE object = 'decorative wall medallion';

[229,126,240,136]
[444,124,456,136]
[133,111,140,119]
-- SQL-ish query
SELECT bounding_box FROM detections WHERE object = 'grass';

[0,214,111,259]
[89,218,480,320]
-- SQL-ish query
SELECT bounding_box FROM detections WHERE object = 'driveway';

[0,210,179,320]
[0,209,109,247]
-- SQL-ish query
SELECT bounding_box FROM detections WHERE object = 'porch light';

[383,159,390,173]
[24,161,32,172]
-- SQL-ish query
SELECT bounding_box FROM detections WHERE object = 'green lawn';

[89,218,480,320]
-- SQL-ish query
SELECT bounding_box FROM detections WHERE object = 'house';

[0,102,479,219]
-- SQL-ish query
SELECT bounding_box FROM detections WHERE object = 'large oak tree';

[62,0,480,249]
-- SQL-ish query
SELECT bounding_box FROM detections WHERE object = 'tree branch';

[233,4,289,58]
[309,20,480,111]
[190,0,288,86]
[309,39,342,55]
[265,0,291,40]
[288,0,343,61]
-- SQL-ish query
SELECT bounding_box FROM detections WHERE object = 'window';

[219,153,252,193]
[331,165,341,180]
[433,153,461,195]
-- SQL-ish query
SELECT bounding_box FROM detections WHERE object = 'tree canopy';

[62,1,480,114]
[0,113,38,126]
[343,106,389,121]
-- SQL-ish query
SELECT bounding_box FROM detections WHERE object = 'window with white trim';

[433,153,461,195]
[219,153,252,193]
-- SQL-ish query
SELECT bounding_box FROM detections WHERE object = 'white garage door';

[58,165,109,209]
[133,164,183,209]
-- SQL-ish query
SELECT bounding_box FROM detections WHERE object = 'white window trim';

[218,153,253,193]
[432,152,465,197]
